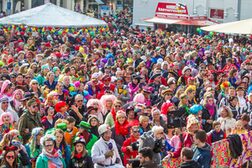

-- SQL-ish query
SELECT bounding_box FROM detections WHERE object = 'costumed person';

[76,121,98,155]
[100,94,116,122]
[64,116,78,146]
[54,101,69,121]
[111,110,129,160]
[114,77,130,104]
[231,120,247,134]
[53,129,71,166]
[167,115,200,158]
[87,115,100,138]
[0,145,19,168]
[25,127,44,168]
[139,115,152,134]
[121,126,140,166]
[128,74,141,100]
[18,99,42,144]
[91,124,124,168]
[10,89,24,114]
[201,93,217,132]
[105,100,123,128]
[69,137,94,168]
[36,134,66,168]
[0,112,14,141]
[217,106,236,135]
[177,66,192,87]
[41,107,56,131]
[86,99,103,123]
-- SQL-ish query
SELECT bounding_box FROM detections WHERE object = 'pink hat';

[74,81,80,88]
[133,93,145,104]
[116,110,126,119]
[0,112,13,125]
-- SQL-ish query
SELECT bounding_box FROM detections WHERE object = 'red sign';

[210,9,224,19]
[155,2,188,16]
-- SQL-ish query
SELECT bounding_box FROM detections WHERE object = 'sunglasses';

[25,76,31,79]
[77,100,83,102]
[133,130,140,133]
[32,105,38,108]
[32,83,38,85]
[6,155,15,159]
[2,102,8,104]
[45,144,54,147]
[115,105,121,108]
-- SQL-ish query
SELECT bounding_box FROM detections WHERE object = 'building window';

[32,0,44,8]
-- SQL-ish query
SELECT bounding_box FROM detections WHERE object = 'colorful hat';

[78,121,91,129]
[190,104,203,115]
[73,137,86,146]
[116,110,126,119]
[55,101,67,112]
[56,123,67,132]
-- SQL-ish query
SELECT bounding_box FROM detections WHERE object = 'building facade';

[133,0,252,27]
[0,0,132,16]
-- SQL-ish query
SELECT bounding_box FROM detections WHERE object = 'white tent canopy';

[0,3,107,27]
[201,18,252,34]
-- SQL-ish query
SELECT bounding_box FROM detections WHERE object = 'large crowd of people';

[0,8,250,168]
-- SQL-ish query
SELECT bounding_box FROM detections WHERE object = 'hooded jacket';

[180,160,201,168]
[192,143,211,168]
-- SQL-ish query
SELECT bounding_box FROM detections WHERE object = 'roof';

[0,3,107,27]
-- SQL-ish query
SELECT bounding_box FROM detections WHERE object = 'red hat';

[54,52,61,58]
[55,101,67,112]
[161,102,174,115]
[45,42,51,48]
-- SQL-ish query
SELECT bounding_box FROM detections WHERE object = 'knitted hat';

[133,93,145,104]
[116,110,126,119]
[98,124,111,136]
[190,104,203,115]
[87,115,99,124]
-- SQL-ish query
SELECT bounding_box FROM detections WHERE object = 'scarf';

[115,120,129,136]
[205,103,215,116]
[74,153,83,159]
[111,108,116,122]
[42,149,63,168]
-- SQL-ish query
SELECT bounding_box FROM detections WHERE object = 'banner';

[155,2,188,17]
[163,131,252,168]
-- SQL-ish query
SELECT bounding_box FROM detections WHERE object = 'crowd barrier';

[163,131,252,168]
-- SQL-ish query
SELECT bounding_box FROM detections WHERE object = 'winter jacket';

[192,143,211,168]
[138,131,161,167]
[121,135,139,166]
[180,160,201,168]
[139,160,158,168]
[227,134,243,159]
[35,152,66,168]
[18,110,43,144]
[207,130,226,144]
[69,155,94,168]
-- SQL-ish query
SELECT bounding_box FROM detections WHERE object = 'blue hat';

[190,104,203,115]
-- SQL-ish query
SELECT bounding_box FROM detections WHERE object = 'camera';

[153,139,164,153]
[131,141,139,151]
[128,159,140,168]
